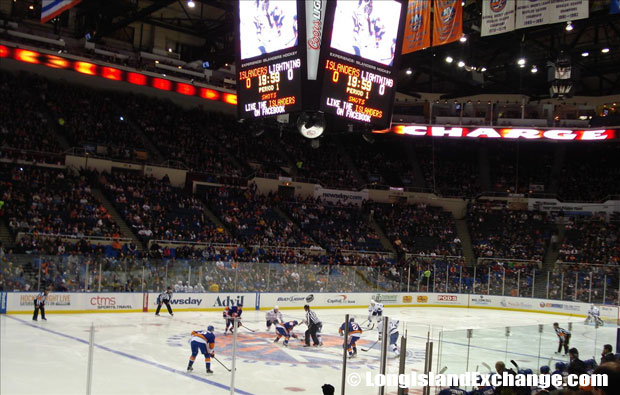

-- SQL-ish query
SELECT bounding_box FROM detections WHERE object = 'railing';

[2,254,618,305]
[15,232,132,245]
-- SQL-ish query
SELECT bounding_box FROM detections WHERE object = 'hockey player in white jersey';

[266,305,283,331]
[585,304,603,326]
[386,319,400,356]
[367,300,384,329]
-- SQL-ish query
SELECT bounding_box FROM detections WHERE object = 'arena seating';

[280,198,385,252]
[1,163,120,239]
[101,171,231,246]
[467,201,553,261]
[43,80,148,162]
[0,71,63,163]
[203,184,316,248]
[370,202,462,256]
[558,215,620,265]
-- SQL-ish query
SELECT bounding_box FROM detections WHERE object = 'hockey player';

[33,289,49,321]
[386,319,400,356]
[585,304,604,326]
[224,303,243,334]
[553,322,571,355]
[155,287,174,316]
[367,299,383,329]
[266,305,283,331]
[274,320,299,347]
[339,317,362,358]
[187,325,215,375]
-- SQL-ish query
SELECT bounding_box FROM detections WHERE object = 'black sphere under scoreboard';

[235,0,407,131]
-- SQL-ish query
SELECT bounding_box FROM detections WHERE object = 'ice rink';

[1,307,616,395]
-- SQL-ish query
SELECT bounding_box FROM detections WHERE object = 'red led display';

[0,45,9,58]
[152,78,172,91]
[176,83,195,96]
[127,72,147,86]
[3,45,234,106]
[102,67,123,81]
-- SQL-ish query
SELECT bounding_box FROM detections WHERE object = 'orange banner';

[433,0,463,47]
[402,0,432,54]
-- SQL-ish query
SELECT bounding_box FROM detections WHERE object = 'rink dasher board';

[1,291,618,323]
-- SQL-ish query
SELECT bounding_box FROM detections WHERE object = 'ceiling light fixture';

[480,67,487,72]
[566,21,573,31]
[531,65,538,73]
[459,36,467,43]
[445,56,453,63]
[518,58,526,66]
[457,61,465,68]
[187,1,196,8]
[601,48,610,53]
[581,51,589,57]
[405,68,413,75]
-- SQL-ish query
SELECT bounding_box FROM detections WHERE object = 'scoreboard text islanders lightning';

[235,0,407,131]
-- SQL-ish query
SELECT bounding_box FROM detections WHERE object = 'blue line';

[5,315,255,395]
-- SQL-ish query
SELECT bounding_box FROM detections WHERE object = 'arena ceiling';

[17,0,620,98]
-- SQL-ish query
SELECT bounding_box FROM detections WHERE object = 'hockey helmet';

[207,325,214,332]
[274,305,279,310]
[370,300,376,305]
[539,366,550,374]
[293,320,298,326]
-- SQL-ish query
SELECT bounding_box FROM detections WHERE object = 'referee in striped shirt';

[303,305,322,347]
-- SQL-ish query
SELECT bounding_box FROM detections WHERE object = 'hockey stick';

[439,366,448,374]
[240,324,256,333]
[481,362,492,373]
[213,356,233,372]
[362,339,380,352]
[510,360,520,371]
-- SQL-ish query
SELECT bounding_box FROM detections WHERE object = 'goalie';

[585,304,604,326]
[367,299,384,329]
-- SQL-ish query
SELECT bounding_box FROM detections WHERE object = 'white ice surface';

[2,307,616,395]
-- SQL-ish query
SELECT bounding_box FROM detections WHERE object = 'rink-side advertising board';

[2,292,618,320]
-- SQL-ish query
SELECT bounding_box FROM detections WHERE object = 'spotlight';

[405,68,413,75]
[517,58,526,66]
[459,36,467,43]
[457,61,465,68]
[581,52,589,57]
[565,21,573,31]
[168,48,173,53]
[445,56,453,63]
[531,66,538,74]
[187,0,196,8]
[601,48,610,53]
[480,67,487,72]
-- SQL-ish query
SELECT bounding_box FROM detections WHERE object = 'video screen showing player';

[330,0,402,66]
[239,0,299,60]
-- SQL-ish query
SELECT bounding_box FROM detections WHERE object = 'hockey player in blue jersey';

[187,325,215,374]
[339,318,363,358]
[224,303,243,334]
[274,320,299,347]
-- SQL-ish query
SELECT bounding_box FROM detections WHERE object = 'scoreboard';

[235,0,305,119]
[318,0,406,130]
[235,0,407,131]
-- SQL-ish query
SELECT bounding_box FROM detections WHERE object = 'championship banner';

[481,0,516,36]
[515,0,551,30]
[548,0,589,24]
[432,0,462,47]
[402,0,432,54]
[41,0,82,24]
